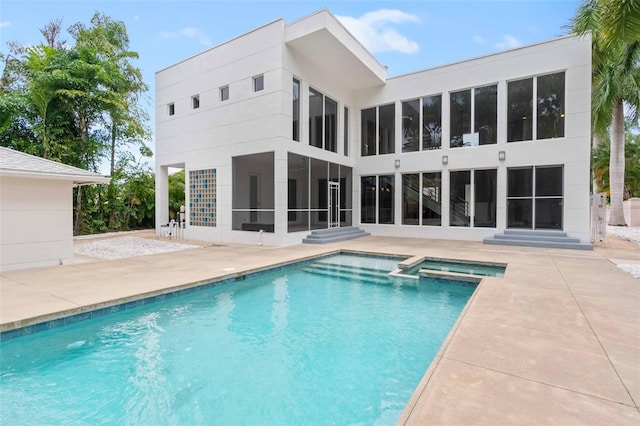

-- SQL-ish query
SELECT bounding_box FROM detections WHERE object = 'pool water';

[0,254,476,425]
[401,258,506,278]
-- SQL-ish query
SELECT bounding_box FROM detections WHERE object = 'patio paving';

[1,234,638,424]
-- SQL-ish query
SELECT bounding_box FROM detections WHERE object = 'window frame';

[220,86,229,102]
[168,103,175,116]
[191,95,200,109]
[253,74,264,92]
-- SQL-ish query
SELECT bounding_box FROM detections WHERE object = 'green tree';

[168,170,186,220]
[571,0,640,226]
[592,128,640,199]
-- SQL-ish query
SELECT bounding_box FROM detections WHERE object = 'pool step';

[303,264,390,284]
[302,226,370,244]
[483,230,592,250]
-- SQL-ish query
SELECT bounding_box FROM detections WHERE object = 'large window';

[402,172,442,226]
[309,88,337,152]
[508,72,565,142]
[402,100,420,152]
[507,166,563,229]
[360,104,395,156]
[450,85,497,148]
[450,169,497,227]
[293,79,300,141]
[423,95,442,150]
[343,106,349,156]
[360,175,394,224]
[232,152,274,232]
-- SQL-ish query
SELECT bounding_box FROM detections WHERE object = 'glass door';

[328,181,340,228]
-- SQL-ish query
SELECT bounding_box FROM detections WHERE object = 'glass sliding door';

[422,172,442,226]
[402,174,420,224]
[361,176,376,223]
[378,175,394,224]
[474,169,497,227]
[535,166,563,229]
[449,171,471,227]
[507,166,563,229]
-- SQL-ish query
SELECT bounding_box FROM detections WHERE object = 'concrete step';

[503,229,568,237]
[493,234,581,243]
[304,264,390,280]
[302,267,390,285]
[483,237,593,250]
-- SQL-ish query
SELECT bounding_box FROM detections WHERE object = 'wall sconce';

[394,159,400,168]
[498,151,506,161]
[442,155,448,165]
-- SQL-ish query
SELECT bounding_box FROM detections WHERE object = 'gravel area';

[607,225,640,279]
[74,236,201,260]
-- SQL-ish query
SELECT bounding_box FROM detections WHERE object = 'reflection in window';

[402,100,420,152]
[474,169,497,227]
[361,108,376,156]
[507,78,533,142]
[507,165,563,230]
[450,90,471,148]
[361,176,376,223]
[343,107,349,156]
[450,171,471,227]
[537,72,565,139]
[378,175,394,224]
[402,174,420,224]
[325,97,337,153]
[379,104,395,155]
[423,95,442,150]
[422,172,442,226]
[292,79,300,141]
[474,85,497,145]
[309,88,337,152]
[309,88,323,148]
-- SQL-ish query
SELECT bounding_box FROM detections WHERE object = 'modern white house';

[155,9,592,248]
[0,147,110,271]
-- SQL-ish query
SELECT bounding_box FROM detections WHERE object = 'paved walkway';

[1,235,639,424]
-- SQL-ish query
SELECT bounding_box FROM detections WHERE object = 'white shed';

[0,147,110,271]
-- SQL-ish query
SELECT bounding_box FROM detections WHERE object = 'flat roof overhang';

[285,10,387,90]
[0,170,111,186]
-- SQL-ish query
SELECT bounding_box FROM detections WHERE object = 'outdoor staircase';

[483,230,593,250]
[302,226,370,244]
[302,262,391,285]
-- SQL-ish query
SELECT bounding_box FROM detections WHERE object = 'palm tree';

[571,0,640,226]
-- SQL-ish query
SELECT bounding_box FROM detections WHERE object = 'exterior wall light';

[498,151,506,161]
[395,159,400,168]
[442,155,448,165]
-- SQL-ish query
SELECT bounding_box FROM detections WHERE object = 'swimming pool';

[0,253,476,425]
[400,257,506,278]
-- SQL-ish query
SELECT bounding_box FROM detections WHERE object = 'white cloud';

[495,35,522,50]
[336,9,420,54]
[472,35,485,44]
[134,16,140,21]
[0,21,11,28]
[160,26,211,46]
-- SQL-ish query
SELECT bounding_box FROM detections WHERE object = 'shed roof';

[0,147,110,185]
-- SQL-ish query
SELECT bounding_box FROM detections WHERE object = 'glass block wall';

[189,169,217,226]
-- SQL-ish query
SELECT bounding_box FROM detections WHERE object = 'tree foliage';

[570,0,640,225]
[0,13,154,234]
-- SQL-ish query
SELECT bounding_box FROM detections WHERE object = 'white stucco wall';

[155,11,591,246]
[0,176,74,271]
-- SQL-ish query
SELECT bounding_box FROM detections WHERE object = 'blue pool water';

[401,258,506,278]
[0,254,476,425]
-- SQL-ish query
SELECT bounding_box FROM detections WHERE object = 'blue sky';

[1,0,582,169]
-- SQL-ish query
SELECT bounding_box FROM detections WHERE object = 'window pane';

[343,107,349,156]
[379,175,394,224]
[292,79,300,141]
[402,100,420,152]
[474,85,497,145]
[309,88,323,148]
[287,154,309,232]
[450,170,471,226]
[422,95,442,150]
[254,75,264,92]
[507,78,533,142]
[192,96,200,109]
[537,72,565,139]
[232,152,274,233]
[220,86,229,101]
[379,104,395,155]
[310,159,327,229]
[402,174,419,225]
[325,96,337,152]
[422,172,442,226]
[340,165,353,226]
[450,90,471,148]
[507,199,533,228]
[535,199,563,229]
[535,166,563,196]
[361,176,376,223]
[507,167,533,197]
[361,108,376,156]
[474,169,497,227]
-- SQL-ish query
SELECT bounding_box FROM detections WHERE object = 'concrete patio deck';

[1,235,639,424]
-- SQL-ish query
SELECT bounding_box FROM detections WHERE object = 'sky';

[1,0,582,171]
